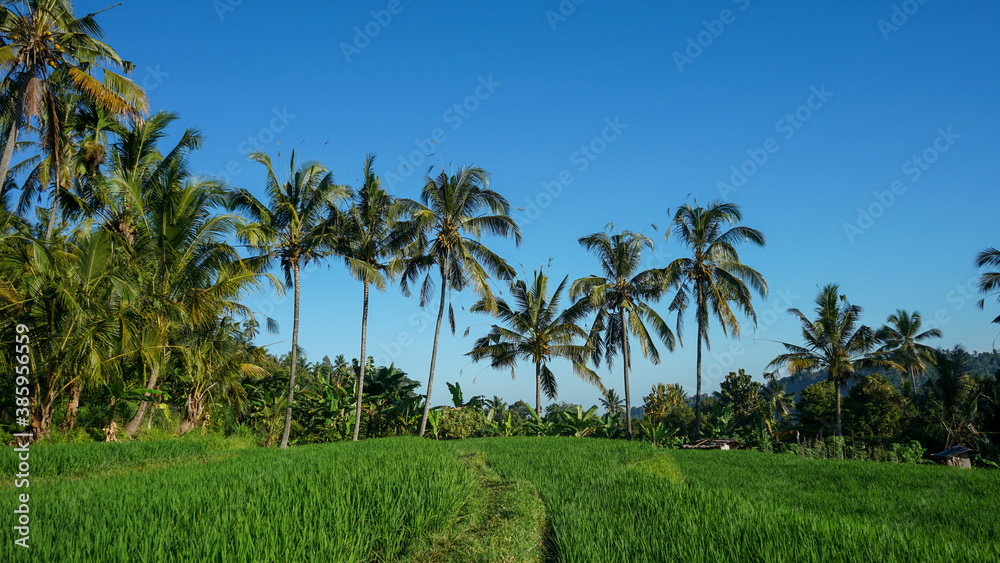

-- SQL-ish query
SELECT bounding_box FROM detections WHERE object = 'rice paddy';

[2,437,998,562]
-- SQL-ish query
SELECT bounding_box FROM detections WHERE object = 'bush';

[437,407,488,440]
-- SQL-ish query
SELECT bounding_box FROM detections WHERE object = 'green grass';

[464,437,1000,562]
[3,436,998,562]
[1,438,474,562]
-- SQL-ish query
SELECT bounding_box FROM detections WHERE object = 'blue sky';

[87,0,999,408]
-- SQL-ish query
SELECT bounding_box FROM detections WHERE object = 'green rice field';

[2,437,998,562]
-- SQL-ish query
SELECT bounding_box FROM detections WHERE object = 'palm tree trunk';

[61,380,81,431]
[621,309,632,440]
[44,90,62,242]
[123,363,159,437]
[279,262,301,449]
[834,380,843,436]
[535,361,542,417]
[178,390,204,435]
[0,74,28,189]
[695,330,703,440]
[907,368,917,397]
[352,280,369,441]
[418,263,448,437]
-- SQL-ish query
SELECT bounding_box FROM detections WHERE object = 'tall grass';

[1,438,473,562]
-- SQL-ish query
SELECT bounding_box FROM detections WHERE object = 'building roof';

[931,446,980,459]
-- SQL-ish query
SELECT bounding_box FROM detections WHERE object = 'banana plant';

[521,404,560,436]
[704,402,737,439]
[638,418,681,448]
[485,408,525,437]
[557,405,600,437]
[425,407,444,439]
[594,413,623,439]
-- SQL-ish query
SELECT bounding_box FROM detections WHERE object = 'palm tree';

[600,388,624,417]
[94,114,277,438]
[767,284,892,435]
[0,0,147,202]
[875,309,942,395]
[468,269,601,416]
[570,228,675,439]
[761,371,793,422]
[397,165,521,437]
[925,346,981,448]
[231,151,349,448]
[976,247,1000,324]
[662,201,767,439]
[338,154,414,441]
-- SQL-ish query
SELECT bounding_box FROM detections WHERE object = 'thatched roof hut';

[931,446,979,469]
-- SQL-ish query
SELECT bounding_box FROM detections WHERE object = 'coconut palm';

[761,371,793,422]
[661,201,767,439]
[338,154,415,441]
[468,269,601,416]
[600,388,624,417]
[231,151,349,448]
[925,346,981,448]
[875,309,942,396]
[397,164,521,437]
[0,0,147,206]
[977,247,1000,324]
[767,284,892,436]
[570,228,675,439]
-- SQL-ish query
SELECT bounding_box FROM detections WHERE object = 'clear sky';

[87,0,999,408]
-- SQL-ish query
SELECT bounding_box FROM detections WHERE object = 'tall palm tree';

[662,201,767,439]
[468,269,601,416]
[231,151,349,449]
[0,0,147,201]
[398,164,521,437]
[600,387,624,417]
[875,309,942,395]
[925,346,980,448]
[976,247,1000,324]
[338,154,414,441]
[767,284,891,435]
[570,228,675,439]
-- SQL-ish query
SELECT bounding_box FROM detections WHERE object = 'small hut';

[931,446,979,468]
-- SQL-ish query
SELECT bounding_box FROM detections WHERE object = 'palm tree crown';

[976,247,1000,324]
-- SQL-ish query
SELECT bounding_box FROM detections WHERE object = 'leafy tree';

[641,383,687,423]
[719,369,766,433]
[762,371,794,422]
[468,269,599,415]
[924,346,981,449]
[976,247,1000,324]
[875,310,941,395]
[797,380,836,437]
[571,228,675,439]
[338,154,414,441]
[397,164,521,436]
[662,201,767,439]
[768,284,891,435]
[843,374,904,438]
[232,150,349,448]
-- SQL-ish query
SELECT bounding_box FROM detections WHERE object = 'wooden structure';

[931,446,979,468]
[682,438,744,450]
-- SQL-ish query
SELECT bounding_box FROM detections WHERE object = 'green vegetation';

[4,437,998,562]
